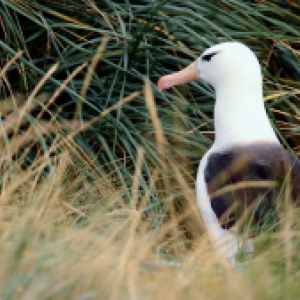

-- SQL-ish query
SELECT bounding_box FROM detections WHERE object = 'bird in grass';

[157,41,300,261]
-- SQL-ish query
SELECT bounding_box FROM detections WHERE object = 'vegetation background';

[1,0,300,299]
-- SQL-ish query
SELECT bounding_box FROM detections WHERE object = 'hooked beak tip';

[157,77,169,92]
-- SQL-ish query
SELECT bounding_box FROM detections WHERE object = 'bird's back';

[204,143,300,236]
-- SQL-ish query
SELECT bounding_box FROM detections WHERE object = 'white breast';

[196,148,253,261]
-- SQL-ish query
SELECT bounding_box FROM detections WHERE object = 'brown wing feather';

[204,143,300,234]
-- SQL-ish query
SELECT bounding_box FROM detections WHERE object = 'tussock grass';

[0,103,299,299]
[1,0,300,298]
[0,65,299,300]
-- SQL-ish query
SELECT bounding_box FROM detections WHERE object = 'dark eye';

[202,52,218,62]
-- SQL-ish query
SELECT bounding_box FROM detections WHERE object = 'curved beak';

[157,60,198,91]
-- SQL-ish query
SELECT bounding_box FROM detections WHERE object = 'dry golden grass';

[0,130,296,300]
[1,47,300,299]
[0,88,298,299]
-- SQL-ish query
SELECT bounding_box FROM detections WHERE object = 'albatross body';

[157,42,300,260]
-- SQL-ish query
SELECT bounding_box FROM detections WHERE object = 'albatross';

[157,41,300,261]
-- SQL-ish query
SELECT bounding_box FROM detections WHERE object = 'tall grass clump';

[1,0,300,298]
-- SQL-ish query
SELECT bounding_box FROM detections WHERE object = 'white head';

[157,42,262,92]
[157,41,279,146]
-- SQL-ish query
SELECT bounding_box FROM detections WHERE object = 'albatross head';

[157,42,262,91]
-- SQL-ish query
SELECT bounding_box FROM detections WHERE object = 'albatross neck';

[213,81,279,150]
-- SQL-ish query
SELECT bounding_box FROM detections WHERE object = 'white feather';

[196,42,278,260]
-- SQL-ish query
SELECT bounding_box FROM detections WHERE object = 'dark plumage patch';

[204,143,300,235]
[202,52,218,62]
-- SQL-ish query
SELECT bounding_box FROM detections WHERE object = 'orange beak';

[157,60,198,91]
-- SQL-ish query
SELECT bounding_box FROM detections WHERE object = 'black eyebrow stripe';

[202,52,218,62]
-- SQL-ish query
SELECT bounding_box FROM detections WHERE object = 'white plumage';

[157,42,300,261]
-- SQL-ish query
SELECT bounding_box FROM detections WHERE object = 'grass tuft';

[1,0,300,298]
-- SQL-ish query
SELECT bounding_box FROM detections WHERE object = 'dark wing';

[204,143,300,234]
